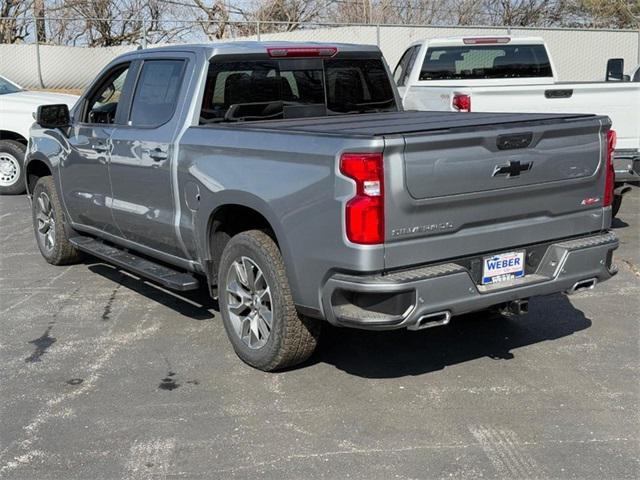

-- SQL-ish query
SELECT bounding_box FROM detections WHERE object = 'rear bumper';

[321,232,618,330]
[614,150,640,184]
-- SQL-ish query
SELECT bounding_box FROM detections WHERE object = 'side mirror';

[36,104,70,128]
[606,58,625,82]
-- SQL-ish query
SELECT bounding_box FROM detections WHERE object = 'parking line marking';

[0,266,73,315]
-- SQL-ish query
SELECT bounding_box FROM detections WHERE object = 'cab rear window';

[420,44,552,80]
[199,57,397,123]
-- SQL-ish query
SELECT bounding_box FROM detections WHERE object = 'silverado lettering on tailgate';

[391,222,455,237]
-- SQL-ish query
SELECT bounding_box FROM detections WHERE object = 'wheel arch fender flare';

[196,190,303,303]
[24,151,55,196]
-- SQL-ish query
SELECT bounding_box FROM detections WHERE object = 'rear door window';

[420,44,552,80]
[199,57,396,123]
[129,60,185,127]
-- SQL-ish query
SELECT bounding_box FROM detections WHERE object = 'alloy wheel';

[225,256,273,349]
[35,192,56,252]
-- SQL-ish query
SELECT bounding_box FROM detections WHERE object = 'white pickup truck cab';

[0,75,78,194]
[394,36,640,215]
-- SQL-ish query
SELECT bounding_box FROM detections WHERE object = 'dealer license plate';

[482,250,525,285]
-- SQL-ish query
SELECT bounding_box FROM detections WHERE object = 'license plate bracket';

[482,250,526,285]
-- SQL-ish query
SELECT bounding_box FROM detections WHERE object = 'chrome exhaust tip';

[566,278,597,295]
[408,311,451,331]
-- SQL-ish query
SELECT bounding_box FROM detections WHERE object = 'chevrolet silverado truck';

[393,36,640,216]
[27,42,619,371]
[0,75,78,194]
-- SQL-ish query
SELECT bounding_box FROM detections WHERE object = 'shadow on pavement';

[612,217,629,229]
[88,263,217,321]
[86,261,591,379]
[311,294,591,378]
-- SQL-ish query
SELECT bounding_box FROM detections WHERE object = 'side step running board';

[69,236,199,291]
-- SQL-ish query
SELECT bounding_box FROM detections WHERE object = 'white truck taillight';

[339,152,384,245]
[453,93,471,112]
[604,130,616,207]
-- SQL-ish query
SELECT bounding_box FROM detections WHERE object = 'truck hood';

[1,90,79,111]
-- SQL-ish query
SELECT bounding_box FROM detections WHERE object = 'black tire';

[612,194,622,218]
[31,176,83,265]
[0,140,27,195]
[218,230,321,371]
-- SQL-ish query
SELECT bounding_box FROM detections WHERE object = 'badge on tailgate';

[482,251,525,285]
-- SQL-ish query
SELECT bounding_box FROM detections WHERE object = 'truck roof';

[409,35,545,48]
[123,41,381,60]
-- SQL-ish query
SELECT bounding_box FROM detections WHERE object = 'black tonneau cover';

[223,111,598,137]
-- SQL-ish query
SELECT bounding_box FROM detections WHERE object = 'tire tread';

[219,230,320,371]
[32,176,83,265]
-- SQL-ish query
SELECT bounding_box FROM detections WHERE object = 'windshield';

[420,44,552,80]
[0,76,22,95]
[199,57,397,123]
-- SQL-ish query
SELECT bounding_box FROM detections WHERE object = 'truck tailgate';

[384,114,610,270]
[467,82,640,151]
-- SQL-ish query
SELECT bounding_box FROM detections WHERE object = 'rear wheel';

[612,194,622,218]
[31,176,83,265]
[0,140,26,195]
[218,230,321,371]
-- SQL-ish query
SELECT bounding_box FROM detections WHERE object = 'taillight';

[604,129,616,207]
[340,152,384,245]
[453,93,471,112]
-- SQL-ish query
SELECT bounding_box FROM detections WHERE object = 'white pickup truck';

[0,75,78,194]
[394,36,640,215]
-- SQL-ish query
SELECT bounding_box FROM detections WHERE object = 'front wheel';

[0,140,26,195]
[31,176,83,265]
[218,230,321,371]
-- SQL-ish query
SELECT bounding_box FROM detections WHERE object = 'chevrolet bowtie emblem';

[492,160,533,178]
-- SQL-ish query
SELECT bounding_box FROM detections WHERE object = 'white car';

[393,36,640,215]
[0,76,78,194]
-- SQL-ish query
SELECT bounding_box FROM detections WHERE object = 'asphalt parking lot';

[0,188,638,480]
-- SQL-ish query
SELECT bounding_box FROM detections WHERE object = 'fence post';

[376,23,380,47]
[34,35,45,89]
[256,21,261,41]
[141,20,147,49]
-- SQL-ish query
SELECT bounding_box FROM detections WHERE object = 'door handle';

[544,89,573,99]
[145,148,168,161]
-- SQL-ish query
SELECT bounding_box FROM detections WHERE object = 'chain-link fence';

[1,17,639,90]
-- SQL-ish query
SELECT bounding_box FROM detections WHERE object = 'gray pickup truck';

[27,42,619,371]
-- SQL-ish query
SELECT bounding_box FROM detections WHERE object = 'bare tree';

[1,0,34,43]
[565,0,640,28]
[34,0,45,41]
[43,0,189,46]
[248,0,326,32]
[481,0,567,27]
[187,0,250,40]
